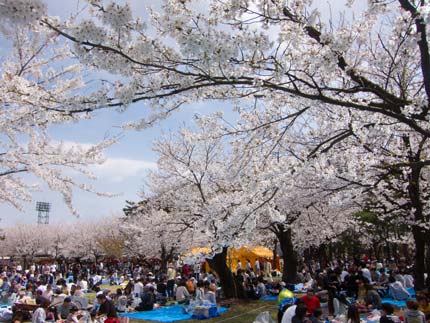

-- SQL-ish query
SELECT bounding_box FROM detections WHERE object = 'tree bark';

[275,225,298,284]
[407,160,427,291]
[207,247,246,299]
[412,228,426,291]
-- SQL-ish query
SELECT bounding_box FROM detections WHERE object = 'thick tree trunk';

[412,229,426,291]
[160,244,172,274]
[207,247,246,299]
[275,226,298,284]
[408,162,427,291]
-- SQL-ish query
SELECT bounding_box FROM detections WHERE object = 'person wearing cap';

[56,296,77,320]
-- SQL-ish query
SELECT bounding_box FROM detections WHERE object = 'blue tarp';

[381,298,409,308]
[406,288,415,296]
[120,305,229,322]
[260,295,278,301]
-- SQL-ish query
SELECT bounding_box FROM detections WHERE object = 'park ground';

[88,284,278,323]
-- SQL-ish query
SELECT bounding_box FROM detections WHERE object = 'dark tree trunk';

[407,159,427,291]
[275,225,298,284]
[160,244,175,274]
[207,247,246,299]
[273,239,278,272]
[413,229,426,291]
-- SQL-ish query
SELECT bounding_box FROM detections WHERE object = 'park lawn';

[127,300,278,323]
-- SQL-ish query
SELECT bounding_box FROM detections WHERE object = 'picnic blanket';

[260,295,278,301]
[120,305,229,322]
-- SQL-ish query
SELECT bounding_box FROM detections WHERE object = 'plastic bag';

[254,311,275,323]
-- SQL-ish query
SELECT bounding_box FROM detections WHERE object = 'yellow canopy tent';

[227,246,276,272]
[187,246,279,273]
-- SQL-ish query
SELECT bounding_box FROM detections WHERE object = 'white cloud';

[92,157,157,182]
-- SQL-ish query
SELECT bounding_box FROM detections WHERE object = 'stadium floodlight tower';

[36,202,51,225]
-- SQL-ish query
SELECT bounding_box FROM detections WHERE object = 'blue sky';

[0,0,235,226]
[0,0,364,226]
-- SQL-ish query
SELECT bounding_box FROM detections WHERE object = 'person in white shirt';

[42,285,53,301]
[32,299,50,323]
[403,271,414,288]
[133,279,144,298]
[281,304,297,323]
[78,278,88,292]
[362,267,373,283]
[175,280,190,304]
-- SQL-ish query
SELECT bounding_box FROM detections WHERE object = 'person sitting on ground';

[73,285,85,298]
[292,304,311,323]
[65,306,80,323]
[256,276,267,298]
[417,293,430,322]
[281,298,303,323]
[203,280,216,304]
[355,281,382,312]
[42,285,53,302]
[95,293,118,323]
[32,298,50,323]
[309,308,323,323]
[56,297,76,320]
[388,276,410,300]
[379,303,400,323]
[378,268,389,287]
[301,289,321,315]
[135,286,155,312]
[346,305,360,323]
[403,269,414,288]
[34,290,46,305]
[186,277,195,295]
[115,289,128,313]
[195,280,205,302]
[365,284,381,310]
[176,280,191,305]
[156,278,167,306]
[404,300,426,323]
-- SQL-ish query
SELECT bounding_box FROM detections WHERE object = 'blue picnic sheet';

[406,288,415,296]
[120,305,229,322]
[260,295,278,301]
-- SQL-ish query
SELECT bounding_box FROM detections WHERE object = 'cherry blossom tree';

[0,4,115,216]
[121,198,197,272]
[2,0,430,288]
[2,223,48,268]
[141,123,356,290]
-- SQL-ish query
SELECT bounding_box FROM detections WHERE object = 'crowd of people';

[276,257,430,323]
[0,255,430,323]
[0,259,220,323]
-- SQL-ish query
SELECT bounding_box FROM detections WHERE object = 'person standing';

[167,264,176,300]
[263,259,272,279]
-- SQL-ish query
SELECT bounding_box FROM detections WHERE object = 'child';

[65,306,80,323]
[404,300,426,323]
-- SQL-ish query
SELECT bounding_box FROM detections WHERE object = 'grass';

[127,300,278,323]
